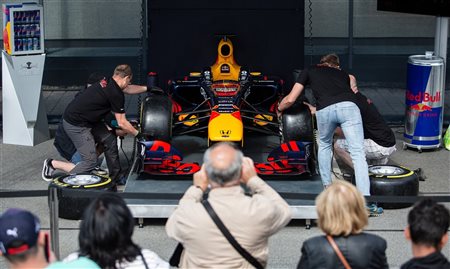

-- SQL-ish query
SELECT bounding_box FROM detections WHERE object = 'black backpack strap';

[139,250,150,269]
[169,243,184,267]
[202,199,264,269]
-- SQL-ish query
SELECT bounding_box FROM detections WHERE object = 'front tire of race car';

[48,173,114,220]
[282,102,314,142]
[369,165,419,209]
[141,93,173,142]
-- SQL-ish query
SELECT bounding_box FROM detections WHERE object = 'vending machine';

[3,3,44,55]
[2,2,48,146]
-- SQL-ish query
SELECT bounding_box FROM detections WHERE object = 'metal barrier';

[1,187,450,260]
[49,187,60,259]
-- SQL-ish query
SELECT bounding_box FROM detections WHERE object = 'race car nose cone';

[208,113,243,143]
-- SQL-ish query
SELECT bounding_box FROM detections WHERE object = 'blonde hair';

[316,180,368,236]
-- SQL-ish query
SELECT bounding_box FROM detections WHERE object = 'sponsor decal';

[410,103,432,112]
[20,61,37,70]
[100,79,107,88]
[220,130,231,137]
[145,160,200,175]
[254,160,307,175]
[212,83,239,96]
[406,90,441,103]
[220,64,230,73]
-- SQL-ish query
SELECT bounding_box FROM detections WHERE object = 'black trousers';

[92,124,121,184]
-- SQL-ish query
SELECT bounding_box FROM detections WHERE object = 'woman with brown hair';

[297,180,388,269]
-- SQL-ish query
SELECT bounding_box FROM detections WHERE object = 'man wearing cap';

[0,208,99,269]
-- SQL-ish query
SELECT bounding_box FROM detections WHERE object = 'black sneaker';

[42,159,55,182]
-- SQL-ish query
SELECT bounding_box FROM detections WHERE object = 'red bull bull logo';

[410,103,432,112]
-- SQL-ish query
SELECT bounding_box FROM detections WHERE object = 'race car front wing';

[137,140,313,177]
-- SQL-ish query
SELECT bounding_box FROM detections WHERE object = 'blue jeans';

[70,152,82,164]
[316,101,370,195]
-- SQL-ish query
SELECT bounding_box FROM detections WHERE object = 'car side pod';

[208,111,243,146]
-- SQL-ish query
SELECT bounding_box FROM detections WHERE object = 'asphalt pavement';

[1,84,450,268]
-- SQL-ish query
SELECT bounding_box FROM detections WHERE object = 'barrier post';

[48,186,60,260]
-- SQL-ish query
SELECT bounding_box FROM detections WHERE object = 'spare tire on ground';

[140,92,173,142]
[368,165,419,209]
[48,173,114,220]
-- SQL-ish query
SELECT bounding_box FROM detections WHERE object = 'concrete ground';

[1,85,450,268]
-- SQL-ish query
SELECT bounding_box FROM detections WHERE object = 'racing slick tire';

[368,165,419,209]
[141,92,173,142]
[282,102,314,143]
[48,173,114,220]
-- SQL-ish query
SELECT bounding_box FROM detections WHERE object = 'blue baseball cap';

[0,208,40,256]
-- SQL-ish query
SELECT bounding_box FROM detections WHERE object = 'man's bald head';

[203,142,243,186]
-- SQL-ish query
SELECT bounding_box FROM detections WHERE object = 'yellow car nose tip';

[208,113,243,142]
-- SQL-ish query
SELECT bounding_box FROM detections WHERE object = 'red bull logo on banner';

[406,90,441,103]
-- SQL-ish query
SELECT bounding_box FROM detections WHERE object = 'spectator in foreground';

[401,198,450,269]
[0,208,99,269]
[0,208,51,269]
[166,142,292,268]
[297,180,388,269]
[64,193,169,269]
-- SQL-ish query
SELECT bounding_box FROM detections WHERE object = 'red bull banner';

[404,54,445,149]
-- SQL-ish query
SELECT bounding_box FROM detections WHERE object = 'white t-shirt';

[64,249,169,269]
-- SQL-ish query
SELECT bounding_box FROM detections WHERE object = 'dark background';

[377,0,450,17]
[147,0,305,90]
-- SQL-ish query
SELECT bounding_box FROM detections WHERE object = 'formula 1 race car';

[135,37,315,177]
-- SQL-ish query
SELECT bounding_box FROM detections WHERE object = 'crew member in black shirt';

[334,75,396,168]
[42,65,143,184]
[278,53,382,216]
